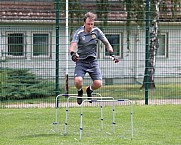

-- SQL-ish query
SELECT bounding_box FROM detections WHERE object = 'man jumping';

[69,12,119,105]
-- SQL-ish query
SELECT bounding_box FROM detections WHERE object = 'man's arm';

[97,27,119,63]
[102,37,119,63]
[102,37,113,53]
[69,42,77,53]
[97,27,113,53]
[69,42,79,62]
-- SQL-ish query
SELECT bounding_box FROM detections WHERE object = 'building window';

[157,33,168,58]
[7,33,25,57]
[104,34,123,58]
[33,33,50,57]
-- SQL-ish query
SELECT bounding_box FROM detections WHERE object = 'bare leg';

[90,80,102,91]
[74,76,83,90]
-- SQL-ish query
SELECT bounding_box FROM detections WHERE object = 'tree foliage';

[53,0,85,39]
[96,0,109,26]
[0,69,60,100]
[59,0,84,23]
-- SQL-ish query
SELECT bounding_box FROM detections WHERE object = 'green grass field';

[0,105,181,145]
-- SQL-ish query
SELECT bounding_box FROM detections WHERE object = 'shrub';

[0,69,61,100]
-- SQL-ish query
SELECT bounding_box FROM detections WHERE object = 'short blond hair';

[84,12,97,22]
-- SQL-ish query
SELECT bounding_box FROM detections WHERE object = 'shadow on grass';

[18,133,61,138]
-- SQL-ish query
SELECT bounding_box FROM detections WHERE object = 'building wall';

[0,23,181,84]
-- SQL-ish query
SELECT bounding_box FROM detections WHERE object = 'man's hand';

[110,54,119,63]
[70,52,79,62]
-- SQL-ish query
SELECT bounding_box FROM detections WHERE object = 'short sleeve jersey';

[71,26,106,59]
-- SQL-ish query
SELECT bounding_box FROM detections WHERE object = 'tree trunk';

[141,1,160,90]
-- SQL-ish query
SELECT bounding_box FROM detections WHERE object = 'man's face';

[84,18,94,33]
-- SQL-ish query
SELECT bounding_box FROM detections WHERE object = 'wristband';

[70,51,75,56]
[109,52,114,56]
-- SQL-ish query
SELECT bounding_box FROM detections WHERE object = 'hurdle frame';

[53,94,133,140]
[79,98,133,140]
[64,95,115,136]
[54,93,103,127]
[53,93,104,132]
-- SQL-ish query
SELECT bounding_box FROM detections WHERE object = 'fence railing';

[0,0,181,108]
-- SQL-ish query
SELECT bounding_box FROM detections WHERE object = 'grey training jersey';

[71,26,107,59]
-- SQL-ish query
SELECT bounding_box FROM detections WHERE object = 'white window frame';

[5,32,26,58]
[103,33,123,59]
[32,32,51,58]
[157,32,168,58]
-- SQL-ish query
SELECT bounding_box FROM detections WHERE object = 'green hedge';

[0,69,60,101]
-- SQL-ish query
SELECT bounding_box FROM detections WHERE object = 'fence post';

[55,0,60,107]
[145,0,150,105]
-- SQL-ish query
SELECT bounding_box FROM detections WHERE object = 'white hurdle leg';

[52,94,62,132]
[79,99,133,140]
[117,99,133,140]
[63,94,83,135]
[129,100,134,140]
[79,97,115,140]
[112,102,116,133]
[54,94,133,140]
[62,93,107,136]
[64,102,68,135]
[53,94,77,133]
[100,105,103,130]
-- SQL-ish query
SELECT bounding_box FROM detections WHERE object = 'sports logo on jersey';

[92,34,96,39]
[81,36,85,40]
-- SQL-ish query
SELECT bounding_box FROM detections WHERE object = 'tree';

[123,0,179,89]
[53,0,85,39]
[125,0,145,51]
[171,0,180,19]
[139,0,161,89]
[96,0,109,26]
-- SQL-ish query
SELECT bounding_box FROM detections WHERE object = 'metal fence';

[0,0,181,108]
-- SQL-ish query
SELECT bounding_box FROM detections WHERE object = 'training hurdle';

[53,93,133,140]
[53,93,103,132]
[53,93,103,129]
[64,95,115,137]
[79,98,133,140]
